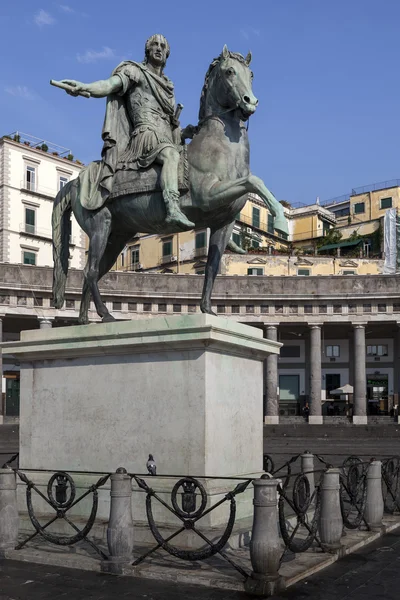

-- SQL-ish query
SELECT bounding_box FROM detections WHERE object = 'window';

[335,206,350,217]
[348,304,357,314]
[195,231,206,249]
[280,345,301,358]
[393,303,400,313]
[252,240,260,249]
[232,305,240,313]
[304,305,313,314]
[246,304,255,313]
[247,268,263,275]
[158,303,166,312]
[128,302,137,311]
[378,303,387,313]
[380,197,392,210]
[275,305,283,314]
[23,251,36,265]
[163,238,173,257]
[260,305,269,314]
[343,270,355,275]
[267,214,274,234]
[143,303,152,312]
[252,206,260,228]
[326,345,340,358]
[131,246,140,268]
[363,303,371,313]
[113,301,122,310]
[217,305,225,313]
[333,305,342,313]
[25,208,35,234]
[297,269,310,276]
[120,252,125,268]
[354,202,365,214]
[188,304,196,313]
[289,305,298,314]
[25,166,36,191]
[65,299,75,309]
[232,232,241,247]
[173,304,181,312]
[59,176,68,191]
[33,296,43,307]
[367,345,388,357]
[319,305,327,314]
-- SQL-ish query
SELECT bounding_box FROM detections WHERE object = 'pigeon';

[146,454,156,476]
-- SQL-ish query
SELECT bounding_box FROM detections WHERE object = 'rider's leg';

[156,148,194,230]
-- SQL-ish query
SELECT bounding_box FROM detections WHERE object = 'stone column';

[105,467,134,573]
[38,317,54,330]
[353,324,367,424]
[318,468,342,551]
[245,476,285,597]
[264,325,279,425]
[308,324,323,424]
[0,469,19,553]
[365,460,384,531]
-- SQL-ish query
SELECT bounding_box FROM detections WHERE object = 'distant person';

[302,402,310,421]
[327,401,334,416]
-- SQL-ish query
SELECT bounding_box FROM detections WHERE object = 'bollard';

[245,475,285,596]
[318,468,342,551]
[301,451,315,503]
[0,469,19,554]
[105,467,134,573]
[365,460,384,531]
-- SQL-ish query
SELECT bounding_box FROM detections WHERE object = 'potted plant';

[24,140,30,146]
[67,153,74,161]
[52,151,59,156]
[13,134,20,143]
[41,143,48,152]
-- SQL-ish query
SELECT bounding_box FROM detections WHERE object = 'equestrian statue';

[51,34,289,324]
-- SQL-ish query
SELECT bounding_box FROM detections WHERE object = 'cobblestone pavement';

[1,530,400,599]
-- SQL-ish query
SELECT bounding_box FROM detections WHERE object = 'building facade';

[0,263,399,424]
[0,133,85,269]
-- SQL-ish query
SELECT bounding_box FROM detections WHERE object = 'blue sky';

[1,1,399,204]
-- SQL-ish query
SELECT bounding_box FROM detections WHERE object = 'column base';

[308,416,323,425]
[352,415,368,425]
[244,573,285,596]
[264,416,279,425]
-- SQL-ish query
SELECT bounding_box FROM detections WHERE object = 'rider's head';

[144,34,170,68]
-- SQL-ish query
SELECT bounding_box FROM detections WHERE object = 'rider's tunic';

[114,62,177,169]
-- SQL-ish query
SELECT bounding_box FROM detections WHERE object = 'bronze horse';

[52,46,289,323]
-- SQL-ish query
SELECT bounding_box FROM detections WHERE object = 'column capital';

[263,323,278,330]
[307,323,323,329]
[352,322,367,329]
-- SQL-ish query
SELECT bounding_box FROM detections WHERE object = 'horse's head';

[199,45,258,122]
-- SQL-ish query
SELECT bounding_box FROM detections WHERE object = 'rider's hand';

[60,79,88,96]
[181,124,198,141]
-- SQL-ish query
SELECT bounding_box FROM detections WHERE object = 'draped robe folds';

[78,61,183,211]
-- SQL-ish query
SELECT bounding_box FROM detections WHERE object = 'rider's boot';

[163,189,194,230]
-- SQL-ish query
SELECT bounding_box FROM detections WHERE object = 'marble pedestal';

[2,315,280,541]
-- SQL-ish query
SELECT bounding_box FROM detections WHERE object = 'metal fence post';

[318,468,342,551]
[245,475,285,596]
[0,469,19,553]
[301,451,315,501]
[105,467,134,573]
[365,460,384,531]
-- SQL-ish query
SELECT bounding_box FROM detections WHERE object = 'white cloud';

[240,27,261,40]
[5,86,34,99]
[76,46,116,64]
[59,4,74,13]
[34,9,55,26]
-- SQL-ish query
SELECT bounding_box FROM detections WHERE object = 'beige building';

[0,132,85,269]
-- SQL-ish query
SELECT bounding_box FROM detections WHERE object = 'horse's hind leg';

[79,229,131,324]
[200,221,235,315]
[81,207,114,322]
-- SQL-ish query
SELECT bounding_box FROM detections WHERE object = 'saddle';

[108,146,189,200]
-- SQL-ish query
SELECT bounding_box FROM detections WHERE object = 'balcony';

[194,246,207,258]
[19,223,75,245]
[161,254,177,264]
[20,179,58,199]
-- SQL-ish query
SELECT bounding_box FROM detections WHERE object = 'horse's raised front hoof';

[200,305,217,316]
[102,313,116,323]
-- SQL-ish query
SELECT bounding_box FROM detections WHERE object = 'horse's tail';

[52,181,73,308]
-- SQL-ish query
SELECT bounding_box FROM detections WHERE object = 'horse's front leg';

[200,222,235,315]
[247,174,289,235]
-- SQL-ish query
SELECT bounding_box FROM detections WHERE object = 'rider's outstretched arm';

[60,75,122,98]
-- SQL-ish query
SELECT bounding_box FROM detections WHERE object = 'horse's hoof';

[102,314,116,323]
[200,306,217,316]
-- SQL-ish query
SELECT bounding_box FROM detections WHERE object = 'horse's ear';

[222,44,229,59]
[245,51,252,66]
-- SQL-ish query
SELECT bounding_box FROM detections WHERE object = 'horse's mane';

[198,51,248,122]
